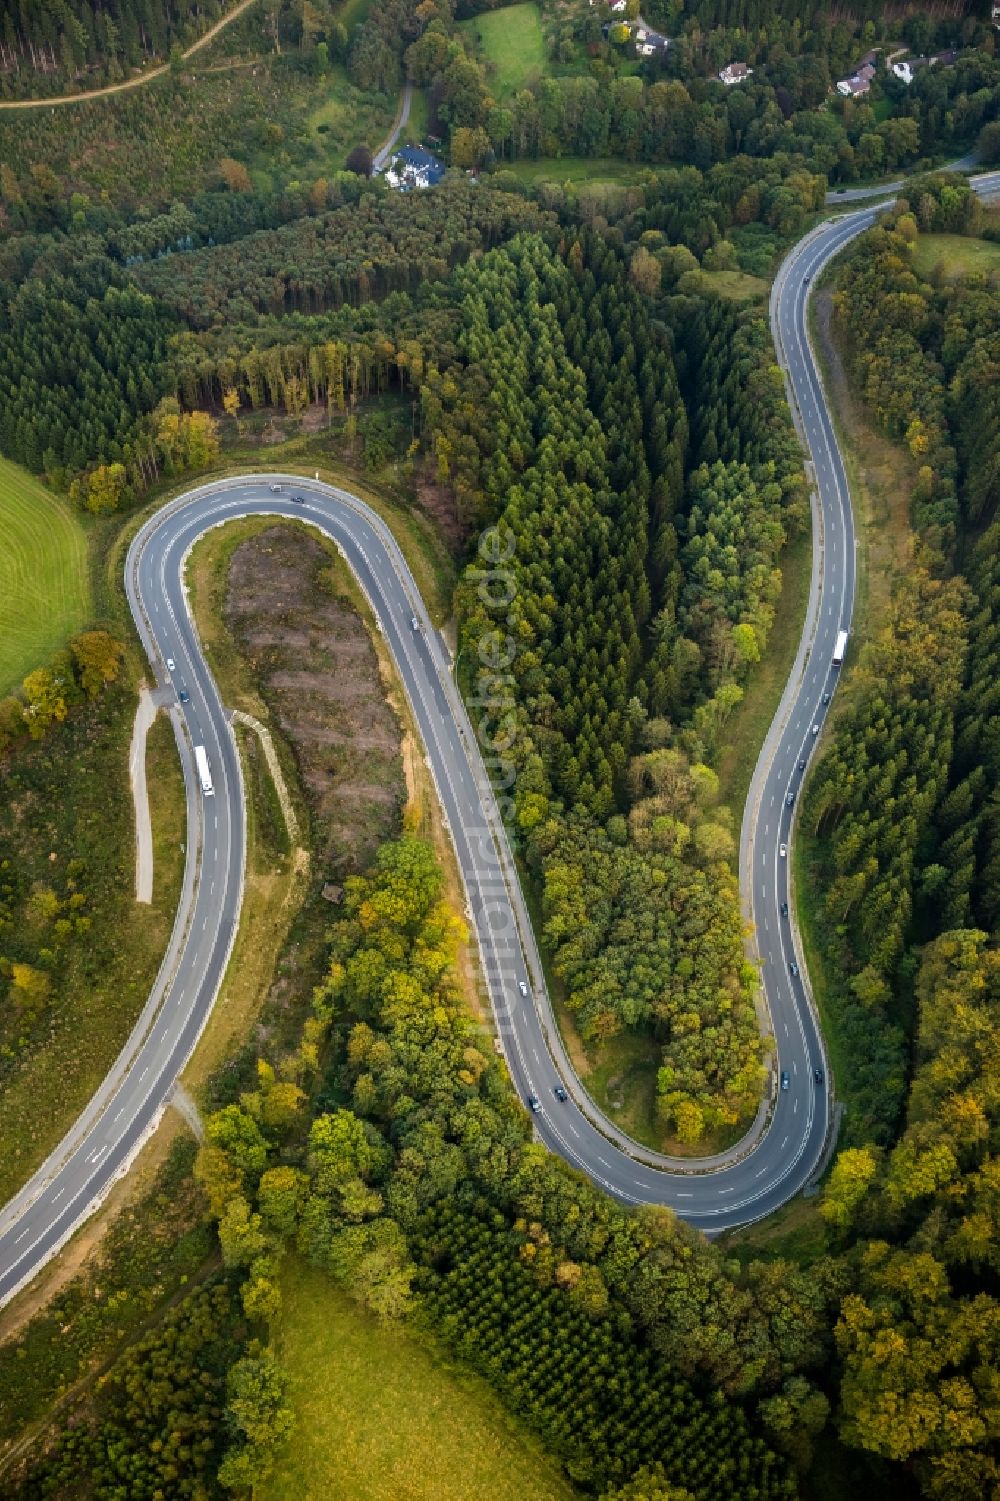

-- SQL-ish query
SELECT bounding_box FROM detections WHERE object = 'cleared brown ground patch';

[415,477,469,555]
[225,525,406,876]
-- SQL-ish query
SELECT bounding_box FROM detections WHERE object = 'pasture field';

[698,267,771,300]
[459,3,548,98]
[263,1258,578,1501]
[503,154,649,184]
[911,231,1000,280]
[0,459,90,693]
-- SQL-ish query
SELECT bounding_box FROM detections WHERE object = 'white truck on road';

[833,629,848,665]
[194,744,214,797]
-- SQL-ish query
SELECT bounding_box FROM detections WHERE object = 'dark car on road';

[780,1071,790,1091]
[554,1085,568,1102]
[178,690,190,704]
[780,901,789,918]
[814,1068,824,1085]
[789,960,799,977]
[527,1094,541,1114]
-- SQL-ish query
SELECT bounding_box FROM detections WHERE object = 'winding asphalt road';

[823,156,1000,204]
[6,178,1000,1306]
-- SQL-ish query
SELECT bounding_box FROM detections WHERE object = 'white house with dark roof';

[635,25,668,56]
[718,61,752,85]
[837,62,876,97]
[892,50,959,85]
[384,146,445,192]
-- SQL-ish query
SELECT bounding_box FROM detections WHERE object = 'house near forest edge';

[385,147,445,192]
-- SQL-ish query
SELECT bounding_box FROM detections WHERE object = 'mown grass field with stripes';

[0,458,91,693]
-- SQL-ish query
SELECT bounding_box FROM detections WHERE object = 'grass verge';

[403,84,430,146]
[0,458,90,695]
[574,1028,661,1152]
[573,1019,746,1156]
[0,680,185,1205]
[792,286,915,1128]
[716,525,812,829]
[146,708,187,907]
[262,1256,578,1501]
[718,1189,828,1264]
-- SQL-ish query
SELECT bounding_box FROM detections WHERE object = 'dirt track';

[0,0,258,110]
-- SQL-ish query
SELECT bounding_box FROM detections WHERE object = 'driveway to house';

[373,81,414,172]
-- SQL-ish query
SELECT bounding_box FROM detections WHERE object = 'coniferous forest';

[0,0,234,92]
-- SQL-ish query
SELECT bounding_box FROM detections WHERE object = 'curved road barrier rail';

[7,184,1000,1306]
